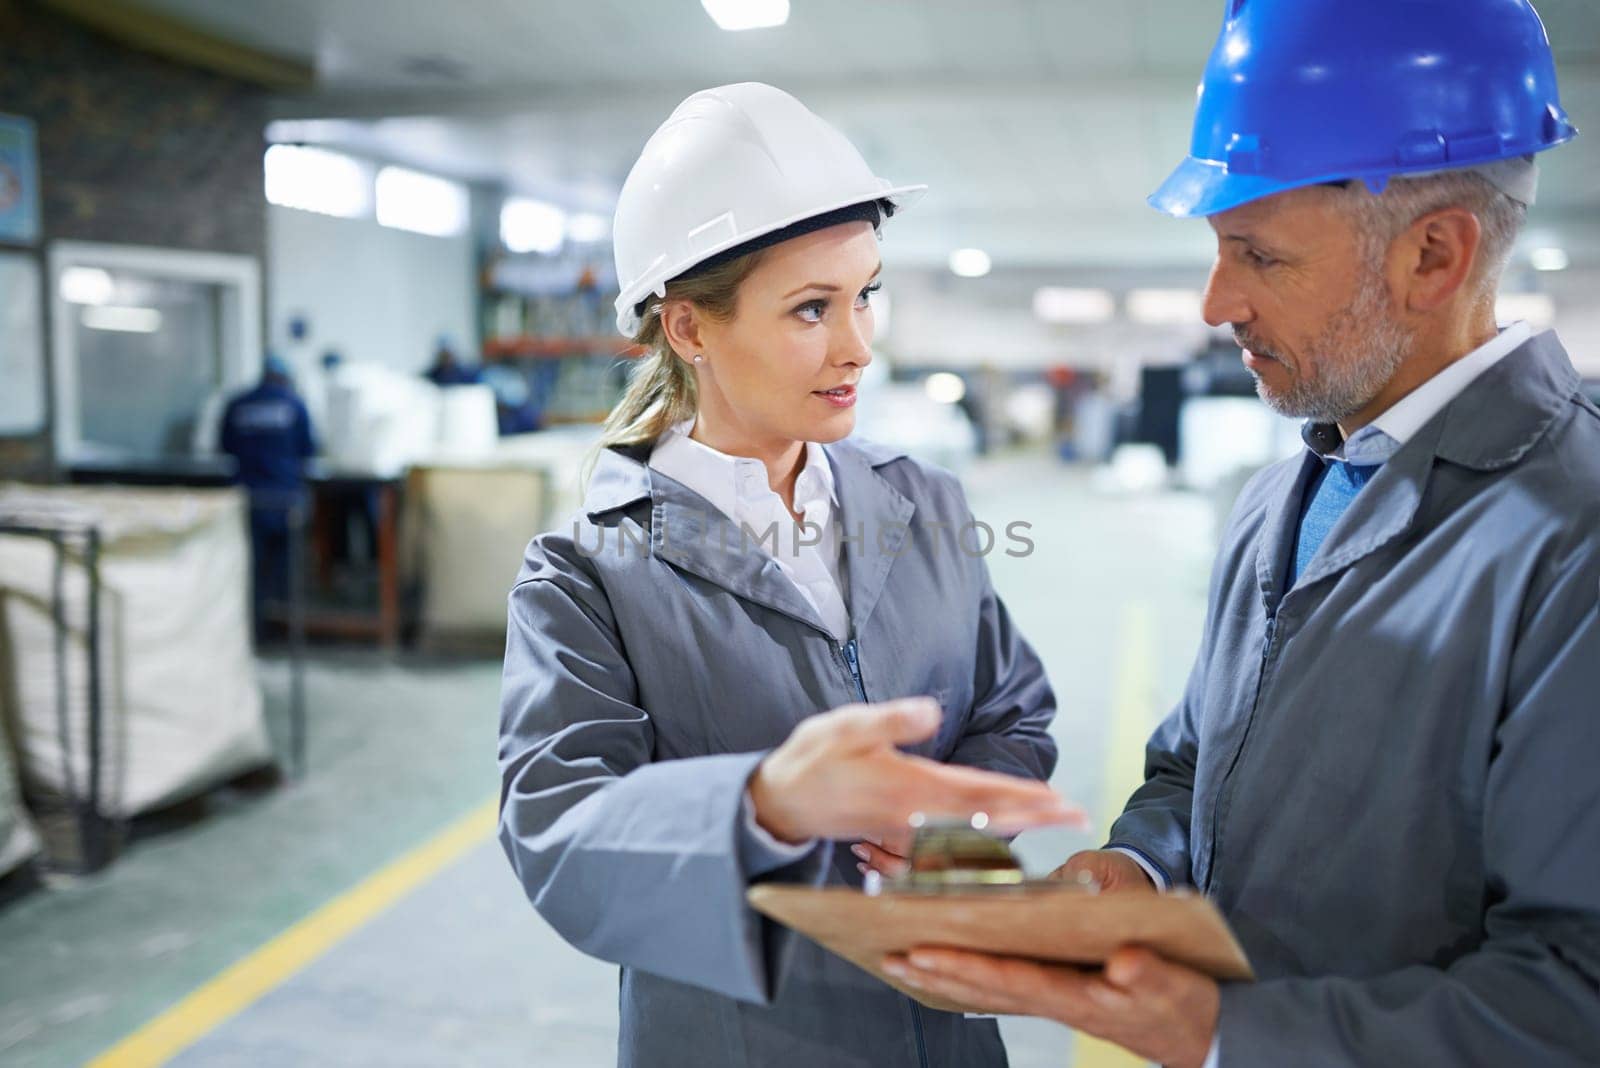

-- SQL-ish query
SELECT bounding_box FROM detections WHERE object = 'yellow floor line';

[1076,601,1157,1068]
[88,797,500,1068]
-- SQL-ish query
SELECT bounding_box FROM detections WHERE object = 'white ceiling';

[119,0,1600,270]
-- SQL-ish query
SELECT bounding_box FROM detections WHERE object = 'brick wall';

[0,0,269,479]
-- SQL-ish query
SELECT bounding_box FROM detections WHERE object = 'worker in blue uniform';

[422,336,483,387]
[219,353,317,630]
[885,4,1600,1066]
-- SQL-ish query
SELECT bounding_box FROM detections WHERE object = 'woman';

[498,83,1071,1068]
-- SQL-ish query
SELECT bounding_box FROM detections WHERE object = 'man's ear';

[658,299,706,365]
[1400,207,1483,313]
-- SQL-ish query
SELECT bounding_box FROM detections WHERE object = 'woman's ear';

[658,299,706,366]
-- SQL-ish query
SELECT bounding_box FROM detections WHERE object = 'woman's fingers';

[884,755,1087,831]
[851,840,910,877]
[811,698,943,751]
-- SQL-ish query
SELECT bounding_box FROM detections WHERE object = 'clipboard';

[748,884,1254,1014]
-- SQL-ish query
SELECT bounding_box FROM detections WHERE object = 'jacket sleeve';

[944,561,1059,783]
[1213,547,1600,1066]
[497,540,831,1004]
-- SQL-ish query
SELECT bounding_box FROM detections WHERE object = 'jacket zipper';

[842,638,866,700]
[1206,612,1277,891]
[841,637,931,1068]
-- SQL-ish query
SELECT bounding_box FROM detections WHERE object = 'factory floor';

[0,454,1216,1068]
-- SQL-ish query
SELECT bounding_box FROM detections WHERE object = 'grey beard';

[1248,271,1413,423]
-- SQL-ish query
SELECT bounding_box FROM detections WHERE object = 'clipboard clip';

[862,813,1102,896]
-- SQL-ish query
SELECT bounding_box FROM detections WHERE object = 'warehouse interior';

[0,1,1596,1065]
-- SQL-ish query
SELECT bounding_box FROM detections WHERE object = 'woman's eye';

[856,282,882,308]
[795,300,826,322]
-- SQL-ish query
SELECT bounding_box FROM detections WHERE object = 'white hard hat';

[612,82,926,337]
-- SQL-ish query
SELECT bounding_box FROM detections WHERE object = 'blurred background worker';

[422,336,483,387]
[220,353,317,630]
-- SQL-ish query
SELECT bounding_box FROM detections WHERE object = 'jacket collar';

[583,435,912,638]
[1260,330,1581,605]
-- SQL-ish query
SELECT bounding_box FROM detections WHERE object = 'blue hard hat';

[262,352,292,379]
[1150,0,1578,218]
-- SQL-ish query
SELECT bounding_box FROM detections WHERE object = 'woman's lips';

[813,385,857,408]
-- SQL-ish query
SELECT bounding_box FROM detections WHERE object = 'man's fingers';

[887,948,1096,1022]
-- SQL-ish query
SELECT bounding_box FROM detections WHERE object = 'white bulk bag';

[0,725,37,877]
[0,484,272,817]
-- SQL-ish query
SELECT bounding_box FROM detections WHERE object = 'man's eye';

[1244,248,1276,268]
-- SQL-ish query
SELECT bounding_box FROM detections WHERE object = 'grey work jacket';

[1109,331,1600,1065]
[498,437,1057,1068]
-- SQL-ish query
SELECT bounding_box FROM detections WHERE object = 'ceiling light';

[924,372,967,405]
[948,248,991,278]
[701,0,790,31]
[264,144,371,219]
[1033,287,1115,324]
[501,197,567,254]
[567,212,611,244]
[1495,293,1555,329]
[1127,288,1204,325]
[376,166,469,237]
[60,267,114,306]
[81,305,163,333]
[1529,247,1569,272]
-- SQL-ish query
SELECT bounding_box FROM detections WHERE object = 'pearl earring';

[693,354,704,365]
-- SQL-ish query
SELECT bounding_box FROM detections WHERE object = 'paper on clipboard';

[748,884,1254,1014]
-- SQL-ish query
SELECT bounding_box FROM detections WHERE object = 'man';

[885,2,1599,1065]
[422,336,483,387]
[220,353,316,629]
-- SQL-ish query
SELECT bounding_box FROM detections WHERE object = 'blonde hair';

[587,250,767,478]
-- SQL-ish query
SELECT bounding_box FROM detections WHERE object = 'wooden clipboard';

[748,884,1254,1014]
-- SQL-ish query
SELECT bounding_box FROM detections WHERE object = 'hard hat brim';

[1147,157,1306,219]
[615,182,927,337]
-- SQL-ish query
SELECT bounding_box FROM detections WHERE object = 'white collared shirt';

[649,419,851,642]
[1328,321,1535,466]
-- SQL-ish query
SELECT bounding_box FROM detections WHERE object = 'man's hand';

[748,698,1085,844]
[883,945,1218,1068]
[1052,849,1159,893]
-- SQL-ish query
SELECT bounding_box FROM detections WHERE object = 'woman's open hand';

[747,697,1083,844]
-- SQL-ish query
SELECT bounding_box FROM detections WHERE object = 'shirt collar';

[648,419,837,524]
[1321,320,1535,467]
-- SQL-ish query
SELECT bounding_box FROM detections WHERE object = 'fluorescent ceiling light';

[701,0,789,31]
[948,248,991,278]
[567,212,611,244]
[1529,247,1569,272]
[501,197,567,254]
[376,166,469,237]
[1495,293,1555,329]
[1127,288,1204,325]
[264,144,371,219]
[60,266,114,306]
[81,305,163,333]
[1033,287,1115,324]
[924,372,967,405]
